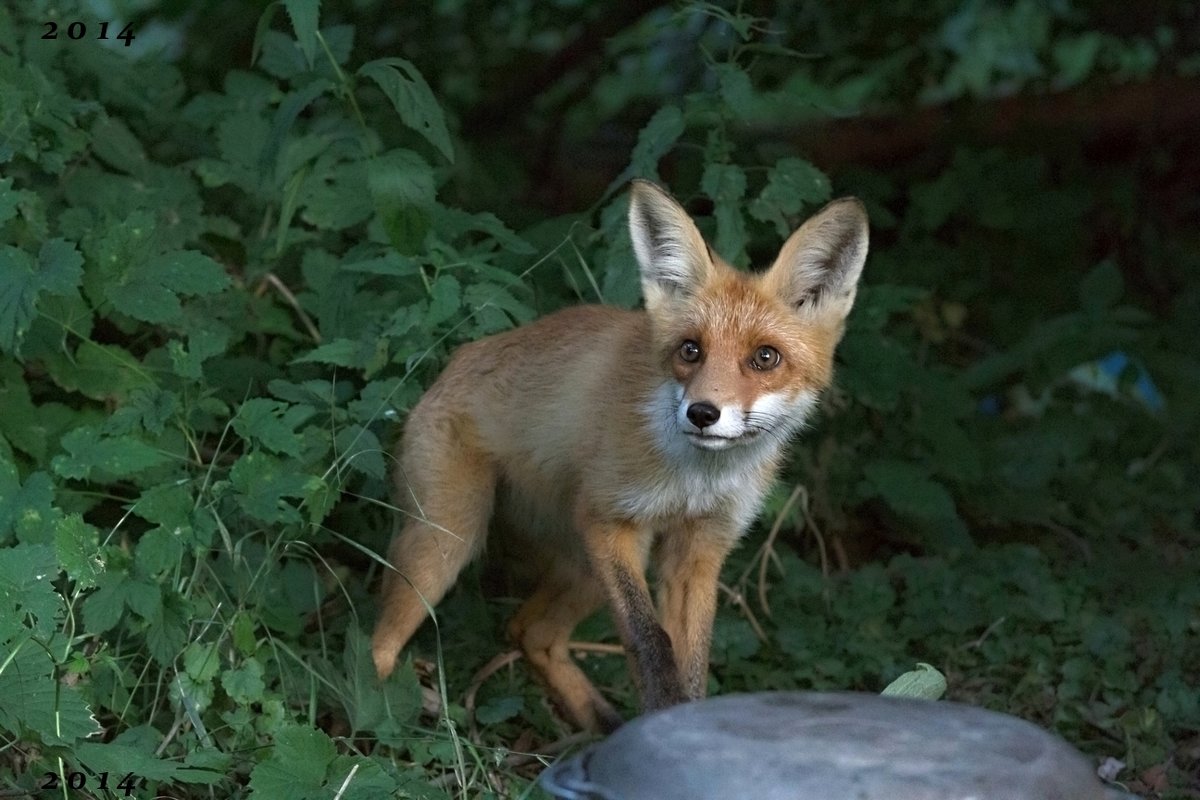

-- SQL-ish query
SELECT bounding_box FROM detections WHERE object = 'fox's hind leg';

[508,567,622,733]
[372,416,496,680]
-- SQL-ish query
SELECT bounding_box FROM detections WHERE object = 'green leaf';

[0,543,60,640]
[426,274,461,326]
[716,63,757,117]
[282,0,321,69]
[232,399,316,457]
[749,157,832,237]
[861,460,971,550]
[475,695,523,725]
[1,469,56,545]
[334,425,385,479]
[54,514,103,590]
[343,253,420,277]
[135,526,186,574]
[106,250,231,325]
[701,162,747,261]
[247,724,337,799]
[222,658,266,704]
[51,427,173,480]
[359,58,455,162]
[183,642,221,683]
[103,387,179,436]
[76,741,202,783]
[168,327,230,380]
[881,662,948,699]
[91,115,149,177]
[229,452,313,524]
[624,105,684,184]
[83,573,127,634]
[0,239,84,353]
[429,205,535,254]
[367,149,436,208]
[0,177,30,225]
[42,340,154,401]
[293,338,368,368]
[0,645,102,746]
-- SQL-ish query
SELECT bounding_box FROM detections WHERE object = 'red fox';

[371,180,869,732]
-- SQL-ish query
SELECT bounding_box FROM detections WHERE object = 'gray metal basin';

[540,692,1135,800]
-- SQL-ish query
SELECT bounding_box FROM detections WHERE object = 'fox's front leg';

[583,520,685,711]
[655,521,738,698]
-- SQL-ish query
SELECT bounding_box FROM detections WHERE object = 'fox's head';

[628,179,868,454]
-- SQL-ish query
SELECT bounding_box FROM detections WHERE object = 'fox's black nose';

[686,402,721,429]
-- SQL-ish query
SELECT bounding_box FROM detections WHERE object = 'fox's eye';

[679,340,701,363]
[752,345,781,370]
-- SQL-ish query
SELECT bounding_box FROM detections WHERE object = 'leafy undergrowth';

[1,1,1197,799]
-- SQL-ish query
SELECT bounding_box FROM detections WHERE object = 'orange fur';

[371,180,869,731]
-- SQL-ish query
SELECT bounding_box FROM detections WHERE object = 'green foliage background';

[1,0,1197,797]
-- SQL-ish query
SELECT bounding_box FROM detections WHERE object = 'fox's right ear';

[628,180,713,311]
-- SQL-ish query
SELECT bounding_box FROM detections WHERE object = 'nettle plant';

[0,2,556,795]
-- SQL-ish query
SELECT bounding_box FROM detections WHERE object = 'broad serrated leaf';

[338,629,423,733]
[1,469,56,544]
[229,452,312,524]
[749,157,832,237]
[429,205,535,254]
[300,161,374,230]
[51,427,173,480]
[701,162,747,261]
[475,695,523,725]
[343,252,419,276]
[77,741,192,782]
[54,514,103,589]
[716,63,757,117]
[132,483,194,528]
[463,282,534,325]
[42,340,155,401]
[103,387,179,436]
[232,399,316,457]
[91,115,149,177]
[0,543,60,639]
[862,460,955,518]
[83,573,127,634]
[282,0,320,68]
[359,58,454,162]
[367,148,436,209]
[183,641,221,683]
[144,595,187,664]
[334,425,385,479]
[135,526,186,574]
[247,724,337,799]
[0,239,84,353]
[222,658,266,704]
[0,177,29,224]
[168,327,229,380]
[0,645,101,745]
[861,459,971,550]
[426,274,461,326]
[292,338,366,368]
[106,250,231,325]
[624,105,684,184]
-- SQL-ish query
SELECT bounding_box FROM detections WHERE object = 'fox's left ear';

[764,198,869,320]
